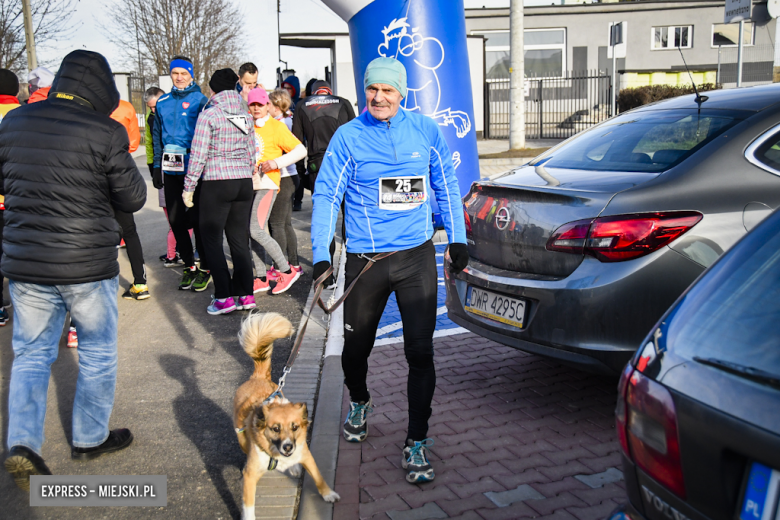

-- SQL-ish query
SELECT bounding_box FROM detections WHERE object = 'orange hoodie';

[110,99,140,153]
[27,86,50,104]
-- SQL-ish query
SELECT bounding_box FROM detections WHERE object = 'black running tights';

[198,178,254,299]
[342,240,438,441]
[115,210,146,286]
[164,173,208,270]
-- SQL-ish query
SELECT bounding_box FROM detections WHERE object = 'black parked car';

[611,206,780,520]
[445,84,780,374]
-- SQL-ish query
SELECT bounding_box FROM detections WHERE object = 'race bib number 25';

[378,176,427,211]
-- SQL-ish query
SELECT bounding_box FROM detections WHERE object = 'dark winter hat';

[0,69,19,96]
[311,80,332,95]
[209,68,239,94]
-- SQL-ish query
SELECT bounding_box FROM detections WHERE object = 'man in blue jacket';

[152,56,210,291]
[311,57,469,484]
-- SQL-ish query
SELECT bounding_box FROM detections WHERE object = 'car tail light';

[547,211,702,262]
[625,370,686,498]
[546,219,592,254]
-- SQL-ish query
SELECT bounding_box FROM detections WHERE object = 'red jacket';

[27,87,50,104]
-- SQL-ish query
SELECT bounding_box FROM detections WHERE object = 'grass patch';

[479,147,550,159]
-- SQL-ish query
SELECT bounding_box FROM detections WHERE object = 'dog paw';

[241,503,256,520]
[286,464,303,478]
[322,490,340,503]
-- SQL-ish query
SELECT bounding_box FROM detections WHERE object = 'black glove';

[152,166,163,190]
[313,261,334,287]
[449,243,469,273]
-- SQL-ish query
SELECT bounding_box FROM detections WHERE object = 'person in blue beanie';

[281,75,301,112]
[310,57,469,484]
[152,55,211,292]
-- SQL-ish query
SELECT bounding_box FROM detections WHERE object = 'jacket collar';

[364,106,407,127]
[171,82,202,98]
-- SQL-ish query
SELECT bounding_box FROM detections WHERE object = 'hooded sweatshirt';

[282,75,301,109]
[27,86,51,104]
[0,50,147,284]
[183,89,255,192]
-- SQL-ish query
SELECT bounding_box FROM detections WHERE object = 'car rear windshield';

[534,109,740,173]
[664,219,780,380]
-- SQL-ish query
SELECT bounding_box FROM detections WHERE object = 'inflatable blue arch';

[321,0,480,226]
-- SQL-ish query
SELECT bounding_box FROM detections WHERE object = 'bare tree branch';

[0,0,76,75]
[102,0,246,88]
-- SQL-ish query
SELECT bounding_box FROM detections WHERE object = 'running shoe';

[236,295,256,310]
[179,267,198,290]
[0,308,9,326]
[159,253,167,262]
[402,439,435,483]
[67,327,78,348]
[271,269,301,295]
[293,202,302,212]
[343,397,372,442]
[118,239,126,248]
[291,265,302,274]
[253,277,270,293]
[122,284,150,300]
[191,269,212,292]
[207,296,236,315]
[266,267,281,281]
[163,253,184,267]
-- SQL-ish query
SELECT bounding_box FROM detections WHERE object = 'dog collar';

[268,457,278,470]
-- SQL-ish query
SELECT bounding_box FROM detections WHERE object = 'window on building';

[474,28,566,80]
[712,22,754,47]
[651,26,692,50]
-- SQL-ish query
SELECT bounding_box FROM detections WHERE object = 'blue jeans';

[7,277,119,455]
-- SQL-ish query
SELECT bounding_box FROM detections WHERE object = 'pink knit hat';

[247,87,269,105]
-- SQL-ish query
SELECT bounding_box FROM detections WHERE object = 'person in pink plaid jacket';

[183,69,257,315]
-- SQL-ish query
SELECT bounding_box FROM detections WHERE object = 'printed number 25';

[395,179,411,193]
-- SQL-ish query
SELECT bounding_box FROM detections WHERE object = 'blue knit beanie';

[364,57,407,98]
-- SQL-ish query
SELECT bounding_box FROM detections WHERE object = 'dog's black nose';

[282,442,294,455]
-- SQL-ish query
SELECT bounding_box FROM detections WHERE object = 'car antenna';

[678,45,708,104]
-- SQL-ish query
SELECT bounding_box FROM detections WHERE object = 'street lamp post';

[22,0,38,73]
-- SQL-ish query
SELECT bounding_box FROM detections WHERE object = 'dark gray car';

[444,84,780,374]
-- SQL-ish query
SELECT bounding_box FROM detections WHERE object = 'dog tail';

[239,312,294,369]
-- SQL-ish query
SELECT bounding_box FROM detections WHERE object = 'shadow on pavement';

[159,354,244,519]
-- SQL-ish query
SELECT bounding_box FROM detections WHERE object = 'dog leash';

[262,251,396,406]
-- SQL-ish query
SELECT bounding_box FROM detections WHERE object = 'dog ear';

[254,406,266,429]
[296,402,309,428]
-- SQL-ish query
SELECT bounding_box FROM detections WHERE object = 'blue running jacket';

[152,82,208,174]
[311,108,467,264]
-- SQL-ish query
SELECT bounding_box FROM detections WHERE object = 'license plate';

[465,286,526,329]
[740,462,780,520]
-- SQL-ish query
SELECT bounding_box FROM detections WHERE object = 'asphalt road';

[0,158,317,519]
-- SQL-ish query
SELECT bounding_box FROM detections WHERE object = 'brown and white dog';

[234,312,339,520]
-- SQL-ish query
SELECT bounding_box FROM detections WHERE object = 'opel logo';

[495,207,510,230]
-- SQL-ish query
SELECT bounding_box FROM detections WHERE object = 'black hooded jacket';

[0,50,147,285]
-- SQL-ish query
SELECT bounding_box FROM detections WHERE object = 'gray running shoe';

[402,438,435,483]
[343,397,372,442]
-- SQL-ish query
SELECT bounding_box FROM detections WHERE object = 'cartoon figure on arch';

[377,16,472,146]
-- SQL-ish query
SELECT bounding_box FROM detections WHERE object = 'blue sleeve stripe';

[430,146,455,244]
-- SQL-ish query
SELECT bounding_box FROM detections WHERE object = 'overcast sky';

[38,0,511,86]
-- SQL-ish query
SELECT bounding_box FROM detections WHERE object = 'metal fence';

[717,44,774,86]
[484,70,612,140]
[129,76,146,132]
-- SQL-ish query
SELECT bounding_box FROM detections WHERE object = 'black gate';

[484,70,612,140]
[129,76,146,140]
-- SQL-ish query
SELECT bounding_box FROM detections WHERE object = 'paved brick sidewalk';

[332,333,626,520]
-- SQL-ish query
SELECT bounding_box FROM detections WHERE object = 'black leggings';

[198,178,254,299]
[115,210,146,285]
[342,240,438,441]
[164,173,208,270]
[268,176,298,266]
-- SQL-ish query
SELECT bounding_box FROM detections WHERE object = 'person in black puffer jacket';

[0,50,146,488]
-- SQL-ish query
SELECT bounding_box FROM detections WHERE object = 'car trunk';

[464,164,660,278]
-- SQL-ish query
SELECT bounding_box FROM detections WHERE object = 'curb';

[297,249,348,520]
